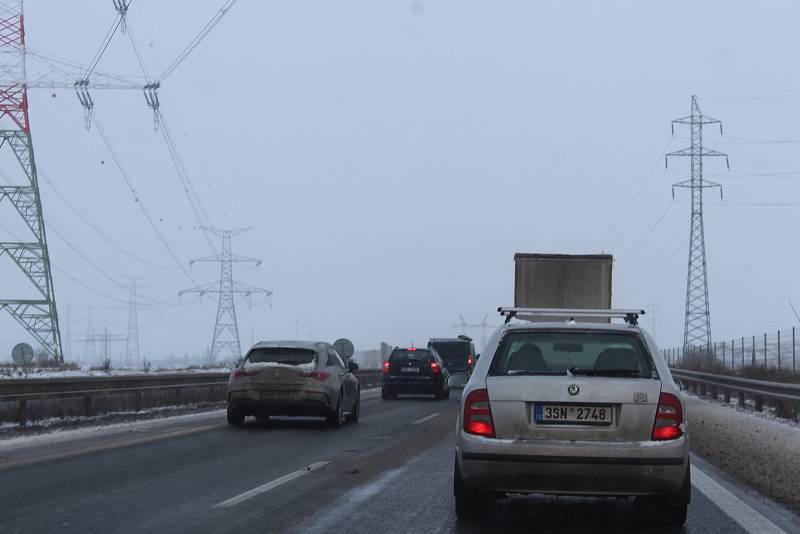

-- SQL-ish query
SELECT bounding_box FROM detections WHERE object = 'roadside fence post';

[18,399,27,426]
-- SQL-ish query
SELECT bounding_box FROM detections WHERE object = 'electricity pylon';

[0,2,62,360]
[667,95,729,353]
[80,327,125,368]
[124,278,143,368]
[451,314,469,335]
[180,228,272,362]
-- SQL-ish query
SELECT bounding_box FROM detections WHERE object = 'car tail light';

[407,347,416,351]
[467,356,473,366]
[231,369,258,379]
[430,361,441,374]
[463,388,495,438]
[296,371,331,381]
[651,392,684,441]
[383,361,390,374]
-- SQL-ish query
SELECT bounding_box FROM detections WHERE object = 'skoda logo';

[568,384,580,396]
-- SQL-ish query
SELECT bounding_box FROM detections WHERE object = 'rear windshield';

[489,331,656,378]
[247,347,316,365]
[390,349,431,362]
[428,342,469,362]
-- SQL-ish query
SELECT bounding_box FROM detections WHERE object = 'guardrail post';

[134,391,142,412]
[700,382,707,397]
[175,387,181,406]
[18,399,27,426]
[723,388,731,404]
[710,385,718,400]
[84,395,92,417]
[755,395,763,412]
[738,391,745,408]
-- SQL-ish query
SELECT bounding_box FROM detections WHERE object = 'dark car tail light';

[430,361,441,374]
[231,369,258,379]
[296,371,331,381]
[382,361,390,374]
[651,392,684,441]
[463,388,495,438]
[467,356,473,366]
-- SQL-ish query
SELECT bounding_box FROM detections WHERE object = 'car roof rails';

[497,307,645,326]
[457,334,473,342]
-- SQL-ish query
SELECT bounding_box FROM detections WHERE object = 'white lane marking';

[691,464,786,534]
[412,413,439,425]
[214,461,330,509]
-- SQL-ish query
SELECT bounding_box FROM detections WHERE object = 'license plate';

[401,367,420,373]
[534,404,612,425]
[260,391,294,401]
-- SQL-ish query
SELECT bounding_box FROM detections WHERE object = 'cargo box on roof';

[513,253,613,322]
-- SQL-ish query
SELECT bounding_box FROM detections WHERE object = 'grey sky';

[1,0,799,363]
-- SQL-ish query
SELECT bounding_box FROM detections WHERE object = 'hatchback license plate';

[261,391,293,401]
[534,404,612,425]
[401,367,420,373]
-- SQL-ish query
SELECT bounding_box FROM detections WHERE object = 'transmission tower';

[80,327,124,368]
[124,278,142,368]
[180,228,272,362]
[83,308,96,362]
[667,95,729,353]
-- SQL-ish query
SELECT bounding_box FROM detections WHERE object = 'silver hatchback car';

[227,340,360,428]
[454,308,690,525]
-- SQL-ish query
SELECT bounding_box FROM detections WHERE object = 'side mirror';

[348,360,359,372]
[475,354,481,361]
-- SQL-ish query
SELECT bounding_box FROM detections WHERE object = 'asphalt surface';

[0,389,798,534]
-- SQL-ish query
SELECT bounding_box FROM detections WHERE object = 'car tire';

[226,405,244,427]
[327,396,344,429]
[348,389,360,423]
[454,457,482,519]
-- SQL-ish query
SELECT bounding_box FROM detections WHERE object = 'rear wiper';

[507,370,567,376]
[569,367,641,377]
[276,359,299,365]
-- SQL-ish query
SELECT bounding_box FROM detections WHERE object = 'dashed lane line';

[214,461,330,509]
[692,464,787,534]
[412,413,440,425]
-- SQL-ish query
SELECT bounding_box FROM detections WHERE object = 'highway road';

[0,389,798,534]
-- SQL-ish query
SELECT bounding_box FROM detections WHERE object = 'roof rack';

[497,307,645,326]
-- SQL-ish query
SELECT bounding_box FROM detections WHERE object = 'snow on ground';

[684,393,800,513]
[0,366,230,380]
[0,408,226,452]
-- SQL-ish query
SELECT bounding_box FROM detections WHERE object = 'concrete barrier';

[0,369,383,425]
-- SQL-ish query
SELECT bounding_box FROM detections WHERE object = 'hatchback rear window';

[489,331,656,378]
[390,349,431,362]
[429,342,468,362]
[247,348,316,365]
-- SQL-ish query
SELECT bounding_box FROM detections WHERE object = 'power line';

[158,0,238,82]
[92,113,196,283]
[84,1,134,79]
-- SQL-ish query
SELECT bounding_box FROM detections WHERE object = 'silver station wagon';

[454,308,690,525]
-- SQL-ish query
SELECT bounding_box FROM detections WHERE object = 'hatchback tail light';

[467,356,473,366]
[296,371,331,381]
[463,388,495,438]
[430,361,441,374]
[651,392,684,440]
[382,361,390,374]
[231,369,258,379]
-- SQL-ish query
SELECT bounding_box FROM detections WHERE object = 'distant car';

[226,340,360,428]
[382,347,450,400]
[454,308,690,526]
[428,336,476,379]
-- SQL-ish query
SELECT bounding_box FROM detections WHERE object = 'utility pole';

[667,95,729,356]
[180,228,272,362]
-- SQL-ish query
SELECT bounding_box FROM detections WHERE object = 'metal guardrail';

[0,369,383,426]
[671,368,800,413]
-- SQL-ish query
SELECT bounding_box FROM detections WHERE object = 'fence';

[662,327,799,373]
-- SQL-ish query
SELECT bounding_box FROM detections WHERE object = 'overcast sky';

[1,0,799,365]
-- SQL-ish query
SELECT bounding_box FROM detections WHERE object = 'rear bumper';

[227,388,332,417]
[457,431,689,497]
[383,376,443,394]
